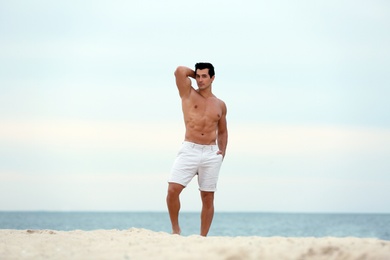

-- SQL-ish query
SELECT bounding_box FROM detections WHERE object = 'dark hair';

[195,62,215,78]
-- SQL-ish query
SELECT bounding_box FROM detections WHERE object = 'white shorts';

[168,141,223,192]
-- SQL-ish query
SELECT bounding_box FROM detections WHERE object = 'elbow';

[174,66,185,76]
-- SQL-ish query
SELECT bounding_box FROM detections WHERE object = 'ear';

[211,75,215,82]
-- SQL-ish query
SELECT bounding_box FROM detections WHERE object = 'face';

[195,68,214,90]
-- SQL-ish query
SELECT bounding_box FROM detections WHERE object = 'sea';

[0,212,389,240]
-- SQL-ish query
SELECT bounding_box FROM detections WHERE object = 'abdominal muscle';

[182,95,221,145]
[184,119,217,145]
[182,89,222,145]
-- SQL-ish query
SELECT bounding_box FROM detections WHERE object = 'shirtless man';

[166,62,228,236]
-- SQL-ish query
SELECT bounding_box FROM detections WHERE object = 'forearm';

[217,131,228,157]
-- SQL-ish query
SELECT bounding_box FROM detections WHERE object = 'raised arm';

[174,66,195,98]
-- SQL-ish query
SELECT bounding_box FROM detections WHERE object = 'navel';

[194,105,198,109]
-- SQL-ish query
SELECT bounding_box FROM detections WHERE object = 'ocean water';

[0,212,389,240]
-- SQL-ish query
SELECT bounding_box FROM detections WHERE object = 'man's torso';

[181,88,222,145]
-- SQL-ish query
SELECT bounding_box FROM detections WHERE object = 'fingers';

[216,150,224,158]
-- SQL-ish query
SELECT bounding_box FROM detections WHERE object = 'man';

[166,62,228,236]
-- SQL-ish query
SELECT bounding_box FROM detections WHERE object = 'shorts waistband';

[182,141,219,151]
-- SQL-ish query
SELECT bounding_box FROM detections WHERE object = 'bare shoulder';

[217,98,227,114]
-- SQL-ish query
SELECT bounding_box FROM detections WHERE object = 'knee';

[167,183,183,198]
[201,192,214,207]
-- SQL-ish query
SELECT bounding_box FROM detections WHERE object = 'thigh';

[168,144,200,187]
[198,151,223,192]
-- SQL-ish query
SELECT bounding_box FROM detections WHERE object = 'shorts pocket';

[177,143,190,156]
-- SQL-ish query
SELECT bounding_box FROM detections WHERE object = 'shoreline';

[1,228,390,259]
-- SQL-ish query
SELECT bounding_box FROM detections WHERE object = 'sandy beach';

[1,228,389,259]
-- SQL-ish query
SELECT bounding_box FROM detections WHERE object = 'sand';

[1,228,389,260]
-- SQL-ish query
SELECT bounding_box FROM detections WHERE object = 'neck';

[197,87,213,98]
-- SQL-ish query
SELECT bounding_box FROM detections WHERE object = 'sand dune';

[1,228,389,259]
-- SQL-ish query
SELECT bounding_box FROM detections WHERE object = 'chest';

[182,94,222,121]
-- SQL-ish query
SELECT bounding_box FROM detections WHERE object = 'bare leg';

[200,191,215,236]
[166,183,184,235]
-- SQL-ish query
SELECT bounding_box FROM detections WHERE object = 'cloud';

[1,120,390,212]
[229,123,390,156]
[1,0,389,213]
[0,171,167,211]
[2,120,389,155]
[0,119,183,151]
[217,175,390,213]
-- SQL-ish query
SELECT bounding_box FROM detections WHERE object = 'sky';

[0,0,389,213]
